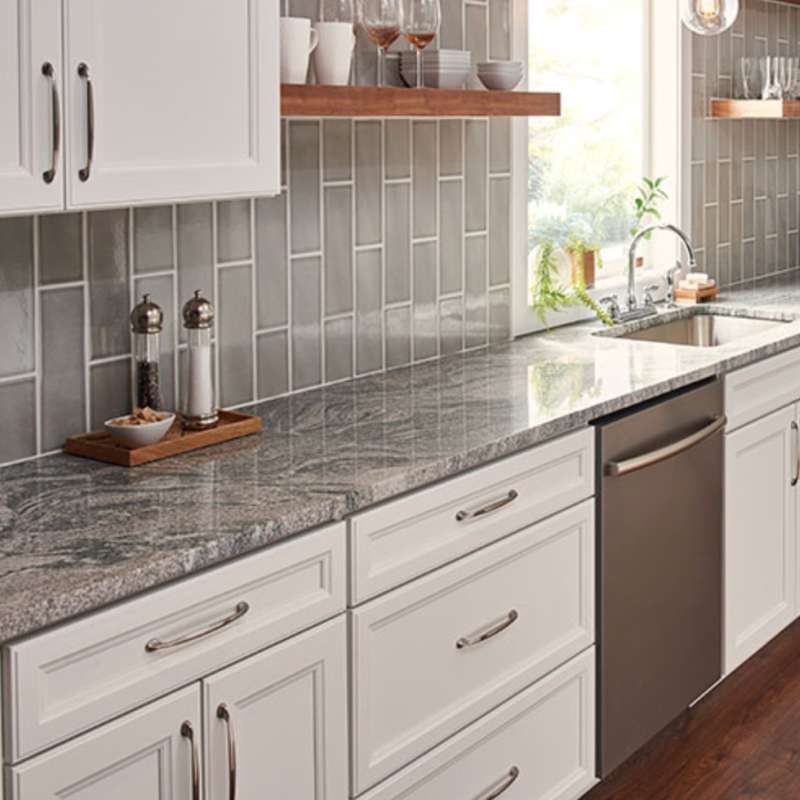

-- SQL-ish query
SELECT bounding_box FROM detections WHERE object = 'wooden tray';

[64,410,262,467]
[674,285,720,303]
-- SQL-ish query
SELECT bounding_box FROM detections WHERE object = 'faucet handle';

[644,284,660,307]
[599,295,621,322]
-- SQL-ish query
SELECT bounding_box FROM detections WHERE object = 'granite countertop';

[4,272,800,644]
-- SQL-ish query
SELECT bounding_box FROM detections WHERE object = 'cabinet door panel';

[725,405,797,673]
[0,0,63,215]
[64,0,279,208]
[204,617,348,800]
[7,686,200,800]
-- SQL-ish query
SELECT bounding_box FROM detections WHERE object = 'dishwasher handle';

[606,415,726,478]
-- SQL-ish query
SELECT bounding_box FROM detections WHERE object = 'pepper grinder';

[181,291,218,430]
[130,294,163,410]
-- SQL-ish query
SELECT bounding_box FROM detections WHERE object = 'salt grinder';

[181,290,218,430]
[130,294,163,410]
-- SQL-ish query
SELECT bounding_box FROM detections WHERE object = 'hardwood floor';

[586,619,800,799]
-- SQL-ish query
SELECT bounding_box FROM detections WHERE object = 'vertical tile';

[465,121,488,233]
[0,217,34,378]
[465,235,488,349]
[465,4,487,89]
[489,0,511,61]
[719,162,731,245]
[386,183,411,304]
[289,0,317,18]
[255,193,288,329]
[439,0,463,50]
[704,205,719,280]
[385,121,411,180]
[440,121,463,177]
[440,180,463,295]
[0,380,36,462]
[39,213,83,285]
[217,199,252,263]
[323,120,352,183]
[439,297,463,355]
[177,202,214,304]
[355,121,382,246]
[218,265,254,407]
[41,287,85,450]
[489,287,511,343]
[325,317,354,383]
[291,256,322,389]
[413,241,437,362]
[290,121,322,254]
[90,360,131,429]
[385,306,411,368]
[691,164,705,244]
[133,206,173,273]
[489,177,511,286]
[356,250,383,375]
[324,186,354,315]
[489,118,511,175]
[413,122,438,239]
[257,330,289,399]
[88,209,130,359]
[134,275,176,410]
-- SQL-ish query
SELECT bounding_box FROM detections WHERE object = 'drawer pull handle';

[145,601,250,653]
[792,422,799,487]
[457,609,519,649]
[180,721,200,800]
[77,62,94,182]
[217,704,238,800]
[41,62,60,184]
[456,490,519,522]
[478,766,520,800]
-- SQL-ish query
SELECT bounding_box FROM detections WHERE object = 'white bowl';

[477,60,524,72]
[105,412,176,448]
[477,72,522,91]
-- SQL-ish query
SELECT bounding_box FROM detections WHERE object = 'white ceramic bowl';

[477,60,524,72]
[105,412,176,448]
[477,71,522,91]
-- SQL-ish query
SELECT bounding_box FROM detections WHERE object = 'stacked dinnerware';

[476,60,524,91]
[400,49,471,88]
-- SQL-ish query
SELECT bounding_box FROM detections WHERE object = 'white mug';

[280,17,319,84]
[312,21,355,86]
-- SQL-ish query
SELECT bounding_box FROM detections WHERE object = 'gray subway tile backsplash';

[0,0,512,468]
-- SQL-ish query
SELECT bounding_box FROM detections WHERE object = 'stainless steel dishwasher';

[596,378,724,777]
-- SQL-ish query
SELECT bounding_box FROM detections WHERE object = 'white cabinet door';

[63,0,280,209]
[725,404,797,673]
[203,617,349,800]
[7,685,201,800]
[0,0,64,215]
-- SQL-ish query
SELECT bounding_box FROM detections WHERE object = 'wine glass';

[403,0,441,89]
[357,0,403,87]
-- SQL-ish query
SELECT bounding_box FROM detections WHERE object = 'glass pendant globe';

[681,0,739,36]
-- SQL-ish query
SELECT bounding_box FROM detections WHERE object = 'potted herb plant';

[564,232,603,289]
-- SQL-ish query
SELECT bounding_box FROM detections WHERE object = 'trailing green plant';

[530,241,613,328]
[630,176,668,240]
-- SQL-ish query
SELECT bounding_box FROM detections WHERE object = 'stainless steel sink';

[610,314,787,348]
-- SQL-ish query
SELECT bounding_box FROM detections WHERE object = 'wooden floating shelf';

[281,84,561,118]
[710,98,800,119]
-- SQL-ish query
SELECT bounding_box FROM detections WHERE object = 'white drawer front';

[350,501,595,794]
[725,347,800,432]
[4,523,346,762]
[350,429,594,603]
[362,648,596,800]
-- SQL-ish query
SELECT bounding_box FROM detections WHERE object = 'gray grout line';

[0,372,37,386]
[32,215,42,455]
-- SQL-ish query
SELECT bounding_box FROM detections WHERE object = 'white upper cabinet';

[0,0,64,216]
[63,0,280,208]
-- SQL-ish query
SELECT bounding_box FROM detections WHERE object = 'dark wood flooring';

[585,619,800,799]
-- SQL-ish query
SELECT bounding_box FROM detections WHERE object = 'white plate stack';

[400,49,472,89]
[476,60,524,91]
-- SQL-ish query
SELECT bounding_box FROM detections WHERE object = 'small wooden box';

[64,410,262,467]
[674,285,720,304]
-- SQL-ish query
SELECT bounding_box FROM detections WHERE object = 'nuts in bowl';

[105,407,176,448]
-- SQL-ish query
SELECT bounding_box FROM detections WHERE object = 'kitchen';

[1,0,799,797]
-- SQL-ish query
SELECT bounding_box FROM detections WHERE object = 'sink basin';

[608,314,788,348]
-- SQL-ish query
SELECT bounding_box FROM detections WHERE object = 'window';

[527,0,647,277]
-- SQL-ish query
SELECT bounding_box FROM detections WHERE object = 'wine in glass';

[357,0,403,87]
[403,0,441,88]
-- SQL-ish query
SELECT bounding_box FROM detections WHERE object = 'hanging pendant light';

[681,0,739,36]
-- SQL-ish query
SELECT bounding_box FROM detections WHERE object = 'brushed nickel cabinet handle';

[792,421,799,487]
[456,490,519,522]
[217,704,238,800]
[77,62,94,182]
[477,766,520,800]
[145,601,250,652]
[457,609,519,649]
[41,62,60,184]
[606,415,727,477]
[181,721,200,800]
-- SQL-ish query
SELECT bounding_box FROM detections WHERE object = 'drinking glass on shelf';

[357,0,403,87]
[738,57,755,100]
[402,0,441,88]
